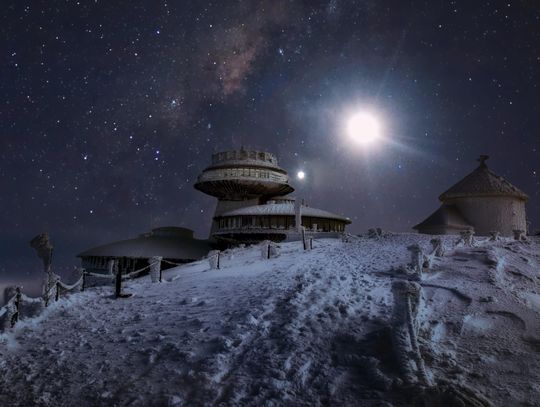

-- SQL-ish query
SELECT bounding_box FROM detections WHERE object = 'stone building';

[195,148,351,242]
[414,155,528,236]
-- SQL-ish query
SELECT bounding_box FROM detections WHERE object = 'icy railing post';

[457,229,475,247]
[114,259,122,298]
[430,238,444,257]
[149,256,163,283]
[391,280,431,386]
[81,269,86,292]
[489,231,500,242]
[10,287,22,328]
[302,227,308,251]
[407,244,424,276]
[107,259,115,275]
[55,280,60,302]
[513,229,528,242]
[261,241,271,259]
[208,250,221,269]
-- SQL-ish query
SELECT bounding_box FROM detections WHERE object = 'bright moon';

[297,171,306,180]
[347,111,381,144]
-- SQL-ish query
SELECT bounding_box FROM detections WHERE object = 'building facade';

[195,148,351,242]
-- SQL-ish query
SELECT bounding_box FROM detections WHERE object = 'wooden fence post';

[114,260,122,298]
[267,243,271,259]
[55,281,60,302]
[302,228,307,250]
[81,270,86,292]
[309,237,313,250]
[216,251,220,269]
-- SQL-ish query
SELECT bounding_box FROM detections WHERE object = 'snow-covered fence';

[0,287,43,329]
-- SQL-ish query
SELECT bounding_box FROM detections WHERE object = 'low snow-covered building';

[77,227,211,275]
[414,155,528,236]
[213,196,350,243]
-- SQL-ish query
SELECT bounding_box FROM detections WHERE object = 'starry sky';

[1,0,539,288]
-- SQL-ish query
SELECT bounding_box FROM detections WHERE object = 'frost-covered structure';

[195,148,351,242]
[77,227,210,275]
[414,155,528,236]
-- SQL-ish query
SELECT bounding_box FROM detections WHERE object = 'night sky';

[1,1,539,288]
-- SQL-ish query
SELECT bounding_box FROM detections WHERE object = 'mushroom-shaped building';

[414,156,528,236]
[195,149,351,242]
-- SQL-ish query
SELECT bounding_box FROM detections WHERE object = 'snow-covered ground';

[0,234,539,406]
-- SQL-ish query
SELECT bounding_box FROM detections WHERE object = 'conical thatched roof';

[439,155,528,201]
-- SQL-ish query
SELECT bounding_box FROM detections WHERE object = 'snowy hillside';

[1,234,539,406]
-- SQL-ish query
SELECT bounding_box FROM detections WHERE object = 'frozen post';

[489,231,500,242]
[10,287,21,328]
[149,256,163,283]
[114,260,122,298]
[430,238,444,257]
[107,259,115,276]
[302,227,307,250]
[458,229,475,247]
[513,229,527,242]
[55,281,60,302]
[208,250,221,269]
[81,270,86,292]
[407,244,423,275]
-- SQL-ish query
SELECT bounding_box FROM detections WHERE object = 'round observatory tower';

[194,149,295,235]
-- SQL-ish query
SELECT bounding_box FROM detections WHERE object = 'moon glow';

[347,111,381,145]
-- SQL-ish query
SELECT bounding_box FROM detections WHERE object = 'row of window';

[216,216,346,233]
[202,168,287,182]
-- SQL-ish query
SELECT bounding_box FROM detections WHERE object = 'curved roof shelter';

[439,155,528,201]
[77,227,210,260]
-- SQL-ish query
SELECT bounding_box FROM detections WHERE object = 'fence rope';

[85,271,115,279]
[160,259,187,267]
[21,294,43,304]
[122,261,159,280]
[57,276,84,291]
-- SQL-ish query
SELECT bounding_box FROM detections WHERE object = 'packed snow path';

[1,235,539,406]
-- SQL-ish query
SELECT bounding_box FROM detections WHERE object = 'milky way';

[1,1,539,286]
